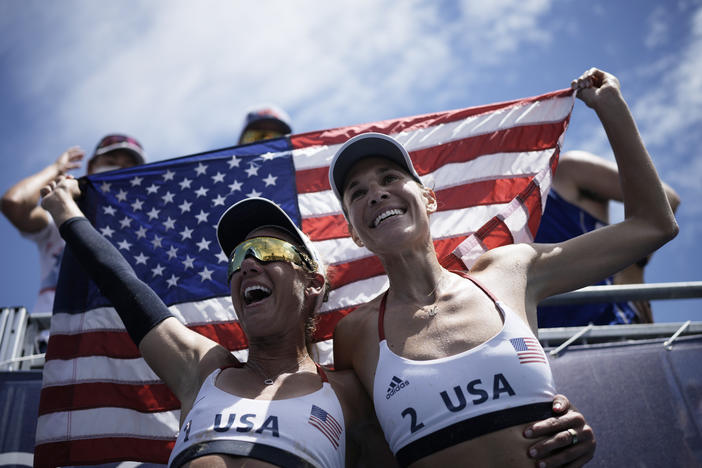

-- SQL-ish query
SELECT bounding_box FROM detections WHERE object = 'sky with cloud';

[1,0,700,323]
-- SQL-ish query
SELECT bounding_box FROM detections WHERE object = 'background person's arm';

[553,149,680,224]
[2,147,84,233]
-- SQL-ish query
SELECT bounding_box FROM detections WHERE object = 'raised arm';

[40,176,235,406]
[527,69,678,304]
[2,147,84,233]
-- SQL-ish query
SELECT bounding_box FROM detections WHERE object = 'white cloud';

[5,0,558,164]
[564,4,702,235]
[645,6,670,48]
[624,5,702,245]
[565,121,612,161]
[667,155,702,207]
[632,5,702,153]
[454,0,552,63]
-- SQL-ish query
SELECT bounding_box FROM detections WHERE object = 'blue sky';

[1,0,700,323]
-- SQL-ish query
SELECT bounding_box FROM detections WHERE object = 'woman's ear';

[348,223,364,247]
[422,186,437,214]
[305,272,326,295]
[304,272,328,307]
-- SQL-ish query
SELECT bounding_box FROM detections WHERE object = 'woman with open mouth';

[40,179,596,467]
[39,181,394,467]
[328,68,677,467]
[41,172,600,468]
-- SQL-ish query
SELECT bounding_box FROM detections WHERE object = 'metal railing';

[539,281,702,305]
[0,307,28,371]
[0,281,701,370]
[538,281,702,354]
[540,321,701,355]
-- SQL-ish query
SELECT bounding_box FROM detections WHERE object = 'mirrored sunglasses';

[227,236,316,282]
[240,129,286,144]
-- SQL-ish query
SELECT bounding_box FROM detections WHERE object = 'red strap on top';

[378,291,389,341]
[315,362,329,383]
[376,271,501,343]
[450,270,500,304]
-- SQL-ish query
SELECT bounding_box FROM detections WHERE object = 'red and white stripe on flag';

[295,88,574,355]
[34,88,574,466]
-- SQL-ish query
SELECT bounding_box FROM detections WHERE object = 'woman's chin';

[369,226,428,254]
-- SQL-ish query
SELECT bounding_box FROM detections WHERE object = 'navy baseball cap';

[238,105,292,143]
[216,197,322,275]
[90,134,146,165]
[329,132,422,202]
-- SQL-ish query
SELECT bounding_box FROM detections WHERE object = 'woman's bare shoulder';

[471,242,537,274]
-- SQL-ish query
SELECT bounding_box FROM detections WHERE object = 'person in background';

[238,104,293,145]
[535,150,680,326]
[1,134,145,316]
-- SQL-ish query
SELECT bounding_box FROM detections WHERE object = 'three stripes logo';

[386,376,410,399]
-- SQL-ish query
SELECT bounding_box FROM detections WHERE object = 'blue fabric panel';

[548,335,702,467]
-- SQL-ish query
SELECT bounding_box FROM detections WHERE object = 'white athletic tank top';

[169,364,345,468]
[372,273,556,466]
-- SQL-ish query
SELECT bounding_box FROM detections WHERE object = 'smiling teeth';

[373,209,404,227]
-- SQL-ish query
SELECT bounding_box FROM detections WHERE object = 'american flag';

[510,337,548,364]
[34,88,574,466]
[308,404,343,449]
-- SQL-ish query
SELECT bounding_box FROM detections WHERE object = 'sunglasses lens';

[227,237,314,281]
[240,129,285,144]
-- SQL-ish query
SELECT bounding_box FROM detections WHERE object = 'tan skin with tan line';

[334,68,677,467]
[44,178,591,467]
[40,178,392,468]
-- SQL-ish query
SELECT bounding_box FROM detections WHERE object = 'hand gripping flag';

[35,88,575,466]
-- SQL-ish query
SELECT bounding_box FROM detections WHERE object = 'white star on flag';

[263,174,277,186]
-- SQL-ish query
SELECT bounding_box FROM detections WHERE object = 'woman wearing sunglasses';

[328,69,677,467]
[42,171,596,467]
[39,179,393,467]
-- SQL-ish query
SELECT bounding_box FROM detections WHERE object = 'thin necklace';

[246,354,310,385]
[417,301,438,317]
[405,272,446,317]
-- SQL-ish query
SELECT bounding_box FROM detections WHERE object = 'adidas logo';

[386,376,410,399]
